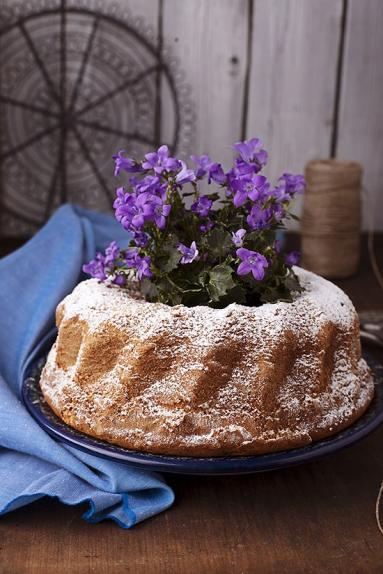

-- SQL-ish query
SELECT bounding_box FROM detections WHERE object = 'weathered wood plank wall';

[1,0,382,231]
[146,0,382,230]
[246,0,343,226]
[163,0,249,170]
[337,0,383,231]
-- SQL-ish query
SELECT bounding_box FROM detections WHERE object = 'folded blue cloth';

[0,205,174,528]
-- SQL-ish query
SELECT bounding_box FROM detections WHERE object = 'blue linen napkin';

[0,204,174,528]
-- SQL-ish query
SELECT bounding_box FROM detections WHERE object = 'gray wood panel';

[162,0,249,169]
[1,0,383,232]
[245,0,343,229]
[337,0,383,230]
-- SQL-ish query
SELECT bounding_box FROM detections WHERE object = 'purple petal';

[131,214,145,228]
[157,145,169,159]
[232,229,246,246]
[233,191,247,207]
[176,161,196,184]
[162,203,171,216]
[274,239,282,253]
[237,261,251,276]
[209,164,227,184]
[236,248,252,260]
[113,275,126,286]
[142,152,158,169]
[155,214,166,229]
[285,251,300,266]
[251,265,266,281]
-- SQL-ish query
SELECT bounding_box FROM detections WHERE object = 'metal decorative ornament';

[0,0,194,235]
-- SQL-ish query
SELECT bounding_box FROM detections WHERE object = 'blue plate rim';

[22,350,383,475]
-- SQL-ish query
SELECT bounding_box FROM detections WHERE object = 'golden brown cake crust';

[40,268,374,456]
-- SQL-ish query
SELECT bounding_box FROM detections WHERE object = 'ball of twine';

[301,159,362,278]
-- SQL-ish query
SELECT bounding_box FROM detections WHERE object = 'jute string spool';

[301,159,362,278]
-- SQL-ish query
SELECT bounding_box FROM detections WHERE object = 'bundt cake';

[40,267,374,456]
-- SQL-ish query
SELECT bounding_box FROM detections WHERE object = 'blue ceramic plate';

[22,351,383,475]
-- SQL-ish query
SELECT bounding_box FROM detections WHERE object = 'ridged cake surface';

[40,268,374,456]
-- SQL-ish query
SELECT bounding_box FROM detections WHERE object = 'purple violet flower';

[125,248,152,280]
[231,174,268,207]
[178,241,199,264]
[280,173,306,195]
[190,155,226,184]
[274,174,306,202]
[273,203,285,221]
[104,241,120,265]
[135,255,153,279]
[236,248,268,281]
[208,163,227,184]
[191,195,213,217]
[82,252,107,281]
[272,183,289,202]
[112,274,127,286]
[274,239,282,254]
[131,193,153,229]
[113,186,127,209]
[125,247,139,266]
[190,155,211,179]
[134,175,165,196]
[199,220,214,233]
[133,231,149,247]
[233,138,268,170]
[247,205,271,230]
[176,161,196,185]
[83,241,121,282]
[231,228,246,247]
[113,190,156,231]
[285,251,300,266]
[113,187,134,230]
[132,192,153,229]
[142,145,180,174]
[231,158,257,177]
[113,151,142,176]
[147,194,172,229]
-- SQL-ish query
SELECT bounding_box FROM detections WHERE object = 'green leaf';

[217,284,247,307]
[180,289,210,307]
[197,270,209,287]
[163,291,183,306]
[207,263,236,302]
[260,287,293,304]
[162,246,182,273]
[154,236,182,274]
[155,276,183,305]
[140,279,159,299]
[284,272,303,293]
[286,212,300,221]
[246,230,262,243]
[206,228,233,259]
[206,192,220,202]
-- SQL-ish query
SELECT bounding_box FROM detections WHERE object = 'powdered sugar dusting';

[60,266,356,338]
[40,267,374,455]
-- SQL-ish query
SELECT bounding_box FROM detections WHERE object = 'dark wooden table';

[1,235,383,574]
